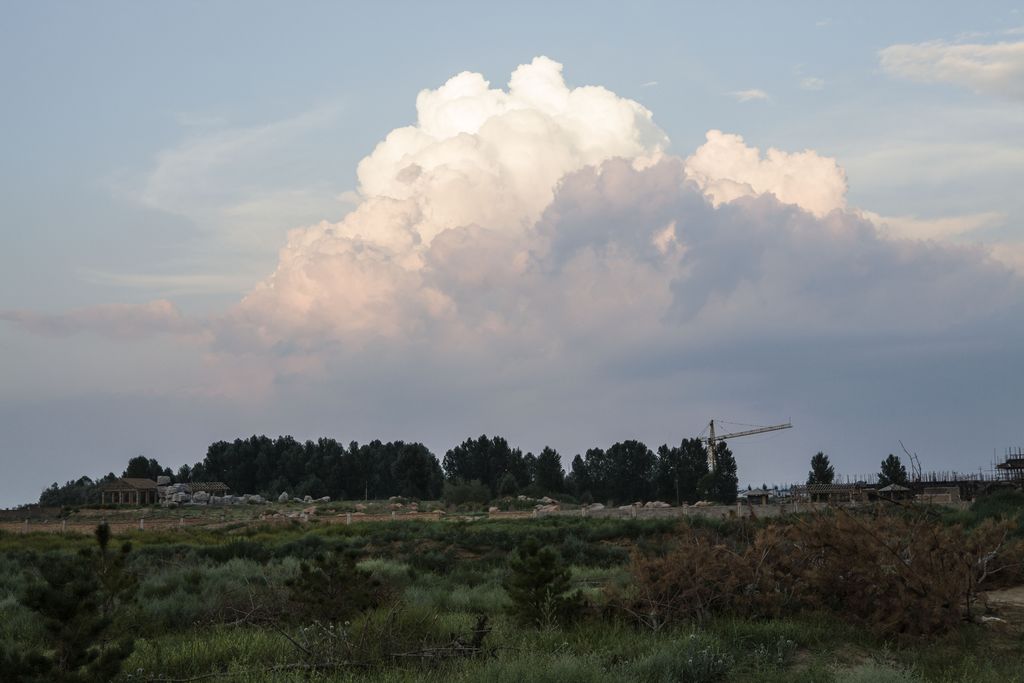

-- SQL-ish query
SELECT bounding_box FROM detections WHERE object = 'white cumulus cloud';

[682,130,847,218]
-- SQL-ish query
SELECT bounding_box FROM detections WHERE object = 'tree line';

[37,434,742,507]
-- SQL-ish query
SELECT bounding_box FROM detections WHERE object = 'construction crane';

[701,419,793,470]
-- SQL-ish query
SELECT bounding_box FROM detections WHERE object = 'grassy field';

[2,496,1024,682]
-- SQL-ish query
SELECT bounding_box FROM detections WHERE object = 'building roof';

[101,477,158,491]
[877,483,911,492]
[187,481,230,493]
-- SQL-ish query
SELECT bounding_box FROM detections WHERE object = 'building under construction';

[996,447,1024,483]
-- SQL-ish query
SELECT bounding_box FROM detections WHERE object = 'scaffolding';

[996,447,1024,482]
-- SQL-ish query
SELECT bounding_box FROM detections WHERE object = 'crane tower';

[702,419,793,470]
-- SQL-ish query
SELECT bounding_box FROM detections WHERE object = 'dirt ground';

[982,586,1024,629]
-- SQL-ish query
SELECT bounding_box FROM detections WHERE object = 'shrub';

[623,508,1024,637]
[287,551,390,622]
[0,524,135,682]
[443,479,492,507]
[628,632,733,683]
[504,537,584,628]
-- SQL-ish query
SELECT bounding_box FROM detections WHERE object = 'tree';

[503,537,583,628]
[498,472,519,497]
[443,435,526,496]
[533,447,565,494]
[566,454,591,499]
[698,443,738,504]
[655,438,709,505]
[603,441,656,504]
[807,452,835,486]
[0,524,134,682]
[878,454,909,487]
[286,552,387,622]
[123,456,170,481]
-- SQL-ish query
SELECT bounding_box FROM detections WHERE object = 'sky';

[1,1,1023,507]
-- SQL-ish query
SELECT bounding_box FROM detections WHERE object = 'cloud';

[0,300,202,339]
[800,77,825,91]
[232,56,669,349]
[217,52,1019,384]
[730,89,769,102]
[640,81,658,87]
[682,130,847,217]
[859,210,1005,242]
[879,39,1024,99]
[4,56,1024,501]
[77,270,254,296]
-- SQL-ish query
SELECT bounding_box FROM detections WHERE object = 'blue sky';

[1,2,1022,506]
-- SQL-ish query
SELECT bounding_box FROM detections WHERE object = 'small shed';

[187,482,230,496]
[877,483,912,501]
[743,487,772,505]
[100,478,158,506]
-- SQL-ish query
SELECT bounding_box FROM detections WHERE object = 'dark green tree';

[286,552,386,622]
[807,451,835,486]
[566,454,591,499]
[533,447,565,494]
[498,472,519,497]
[443,435,527,496]
[878,454,909,487]
[655,438,709,505]
[0,524,134,683]
[503,537,582,628]
[122,456,171,481]
[602,440,656,504]
[697,443,738,504]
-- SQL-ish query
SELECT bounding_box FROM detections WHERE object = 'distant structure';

[99,478,158,506]
[996,447,1024,483]
[700,419,792,470]
[98,478,231,506]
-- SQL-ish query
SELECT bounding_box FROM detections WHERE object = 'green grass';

[2,510,1024,682]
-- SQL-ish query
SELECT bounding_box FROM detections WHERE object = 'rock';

[693,500,713,507]
[248,495,264,504]
[588,503,605,511]
[517,494,528,501]
[172,492,190,504]
[537,504,560,513]
[278,492,289,503]
[647,501,671,508]
[488,506,500,513]
[315,496,330,503]
[299,512,308,522]
[209,496,222,506]
[192,491,210,504]
[303,506,316,515]
[539,496,558,505]
[633,501,644,507]
[355,503,367,511]
[303,495,313,503]
[156,475,171,486]
[618,505,634,511]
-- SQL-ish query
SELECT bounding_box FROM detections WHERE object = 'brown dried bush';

[622,507,1023,638]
